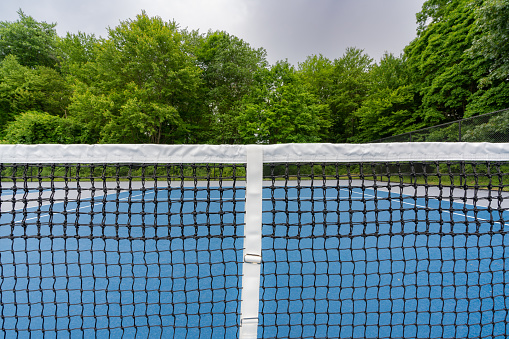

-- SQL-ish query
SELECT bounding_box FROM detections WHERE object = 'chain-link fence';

[372,108,509,143]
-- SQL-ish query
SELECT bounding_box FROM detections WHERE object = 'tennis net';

[0,143,508,338]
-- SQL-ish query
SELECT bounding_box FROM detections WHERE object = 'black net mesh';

[0,163,245,337]
[1,159,509,338]
[259,161,509,339]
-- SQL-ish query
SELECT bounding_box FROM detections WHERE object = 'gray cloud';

[240,0,425,64]
[1,0,425,65]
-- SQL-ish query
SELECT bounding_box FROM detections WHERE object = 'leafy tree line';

[1,1,508,144]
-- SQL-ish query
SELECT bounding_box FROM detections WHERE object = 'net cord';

[239,145,264,339]
[3,143,509,164]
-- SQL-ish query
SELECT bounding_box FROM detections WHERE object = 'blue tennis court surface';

[260,187,509,338]
[0,186,508,338]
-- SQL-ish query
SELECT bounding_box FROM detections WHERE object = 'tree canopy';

[1,2,508,144]
[0,9,58,68]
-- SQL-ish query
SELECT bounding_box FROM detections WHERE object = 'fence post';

[459,121,462,142]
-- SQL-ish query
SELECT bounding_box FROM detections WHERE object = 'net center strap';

[239,145,264,339]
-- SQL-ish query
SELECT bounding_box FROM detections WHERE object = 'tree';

[3,111,89,144]
[461,110,509,142]
[0,55,71,134]
[351,54,420,142]
[328,48,373,142]
[416,0,458,33]
[66,81,113,143]
[465,0,509,115]
[99,84,183,144]
[237,61,330,144]
[469,0,509,84]
[196,31,268,143]
[0,9,58,68]
[57,32,100,80]
[405,0,488,124]
[68,12,203,144]
[297,54,335,104]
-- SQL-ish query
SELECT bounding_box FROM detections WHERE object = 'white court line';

[13,191,153,224]
[11,191,247,224]
[342,188,501,224]
[263,191,500,224]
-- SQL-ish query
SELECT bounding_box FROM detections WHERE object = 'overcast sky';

[1,0,426,65]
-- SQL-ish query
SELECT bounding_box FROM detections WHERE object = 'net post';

[239,145,264,339]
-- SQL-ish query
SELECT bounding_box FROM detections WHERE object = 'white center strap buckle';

[244,254,262,264]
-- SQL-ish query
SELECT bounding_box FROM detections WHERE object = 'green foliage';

[422,122,461,141]
[3,111,90,144]
[469,0,509,84]
[0,55,70,133]
[1,4,509,145]
[297,54,334,104]
[461,110,509,142]
[350,54,421,142]
[0,9,58,68]
[57,32,100,79]
[100,84,182,143]
[71,11,203,144]
[353,86,420,142]
[237,61,330,144]
[196,31,268,143]
[405,0,487,124]
[297,52,376,142]
[328,48,373,142]
[66,82,113,142]
[466,82,509,116]
[416,0,457,33]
